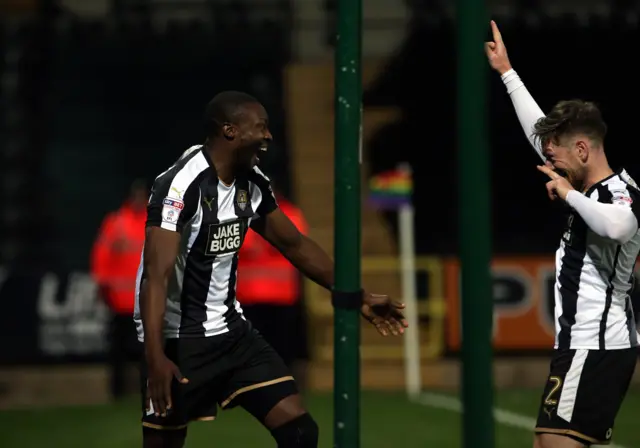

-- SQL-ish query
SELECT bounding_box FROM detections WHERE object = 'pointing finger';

[490,20,503,43]
[537,165,561,180]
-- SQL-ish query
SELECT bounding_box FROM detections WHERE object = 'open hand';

[485,20,513,75]
[361,292,409,336]
[537,165,574,201]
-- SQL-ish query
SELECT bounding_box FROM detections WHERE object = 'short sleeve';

[147,173,199,233]
[249,167,278,219]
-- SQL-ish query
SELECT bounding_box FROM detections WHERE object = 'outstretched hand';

[361,292,409,336]
[485,20,513,75]
[537,165,574,201]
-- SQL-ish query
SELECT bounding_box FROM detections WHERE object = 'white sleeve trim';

[160,222,178,232]
[566,190,639,244]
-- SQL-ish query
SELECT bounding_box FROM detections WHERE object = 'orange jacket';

[90,203,146,314]
[237,198,308,306]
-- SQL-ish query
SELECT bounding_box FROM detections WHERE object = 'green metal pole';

[457,1,494,448]
[333,0,362,445]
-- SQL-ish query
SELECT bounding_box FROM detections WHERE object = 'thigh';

[535,348,637,445]
[140,337,236,430]
[219,327,298,421]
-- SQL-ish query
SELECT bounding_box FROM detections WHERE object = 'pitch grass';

[1,389,640,447]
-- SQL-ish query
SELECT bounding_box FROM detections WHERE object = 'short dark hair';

[533,99,607,149]
[204,91,259,136]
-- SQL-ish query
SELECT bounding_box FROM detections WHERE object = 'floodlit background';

[1,0,640,447]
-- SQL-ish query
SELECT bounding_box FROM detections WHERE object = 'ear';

[575,139,589,163]
[222,123,237,141]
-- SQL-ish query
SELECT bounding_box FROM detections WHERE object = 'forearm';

[140,278,167,359]
[281,235,334,290]
[566,191,638,243]
[501,69,546,160]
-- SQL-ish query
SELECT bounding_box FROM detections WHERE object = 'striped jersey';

[133,145,278,341]
[555,169,640,350]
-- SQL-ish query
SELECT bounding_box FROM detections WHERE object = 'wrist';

[144,339,165,362]
[565,189,579,204]
[500,68,517,84]
[499,65,514,77]
[501,67,525,95]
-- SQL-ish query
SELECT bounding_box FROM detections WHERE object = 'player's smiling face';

[233,102,272,171]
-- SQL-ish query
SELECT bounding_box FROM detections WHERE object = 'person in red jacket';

[90,179,148,399]
[237,187,310,389]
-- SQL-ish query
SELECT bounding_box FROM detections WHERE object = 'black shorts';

[535,348,637,445]
[140,321,297,430]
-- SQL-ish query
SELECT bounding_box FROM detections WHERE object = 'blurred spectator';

[90,179,147,400]
[237,187,310,390]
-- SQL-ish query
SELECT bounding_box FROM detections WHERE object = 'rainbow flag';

[367,168,413,209]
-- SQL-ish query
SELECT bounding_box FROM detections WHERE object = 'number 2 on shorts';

[544,376,563,406]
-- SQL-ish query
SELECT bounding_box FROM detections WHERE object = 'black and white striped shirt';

[554,170,640,350]
[133,145,278,340]
[501,70,640,350]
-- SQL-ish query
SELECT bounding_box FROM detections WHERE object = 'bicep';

[251,208,302,252]
[143,227,181,280]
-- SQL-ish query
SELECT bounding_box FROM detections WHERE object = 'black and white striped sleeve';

[147,170,200,233]
[250,166,279,219]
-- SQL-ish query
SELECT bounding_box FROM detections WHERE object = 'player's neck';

[583,164,614,192]
[204,142,235,185]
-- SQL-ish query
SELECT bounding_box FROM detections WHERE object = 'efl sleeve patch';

[613,196,633,206]
[611,189,633,207]
[161,198,185,226]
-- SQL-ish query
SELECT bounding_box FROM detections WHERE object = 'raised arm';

[486,20,546,161]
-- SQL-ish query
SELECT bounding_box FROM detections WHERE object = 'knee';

[270,413,319,448]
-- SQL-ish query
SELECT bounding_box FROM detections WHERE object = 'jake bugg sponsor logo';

[205,219,248,255]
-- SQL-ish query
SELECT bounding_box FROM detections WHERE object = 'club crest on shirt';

[237,190,248,211]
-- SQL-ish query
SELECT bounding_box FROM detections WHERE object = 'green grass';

[2,389,640,447]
